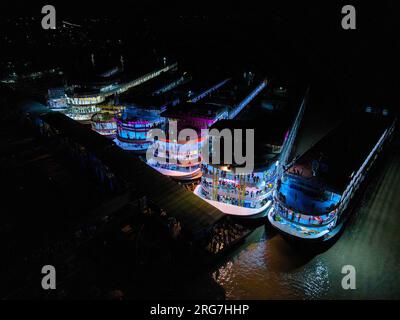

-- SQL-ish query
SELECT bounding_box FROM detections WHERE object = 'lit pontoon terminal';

[268,110,396,241]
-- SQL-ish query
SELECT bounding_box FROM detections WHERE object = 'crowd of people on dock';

[200,178,270,200]
[206,220,249,255]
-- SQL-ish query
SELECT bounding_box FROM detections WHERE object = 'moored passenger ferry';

[268,110,396,241]
[146,103,228,180]
[194,82,306,218]
[194,120,282,218]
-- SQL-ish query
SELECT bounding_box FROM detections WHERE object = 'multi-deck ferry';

[268,109,396,241]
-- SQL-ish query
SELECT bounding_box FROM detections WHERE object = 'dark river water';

[190,142,400,300]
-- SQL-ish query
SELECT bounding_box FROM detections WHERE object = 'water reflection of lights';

[245,241,268,268]
[212,232,270,298]
[207,227,332,299]
[281,260,330,299]
[213,261,234,284]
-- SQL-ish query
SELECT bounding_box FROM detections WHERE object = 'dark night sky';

[1,1,399,109]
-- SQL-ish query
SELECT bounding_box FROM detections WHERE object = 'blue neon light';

[229,80,268,119]
[188,78,231,103]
